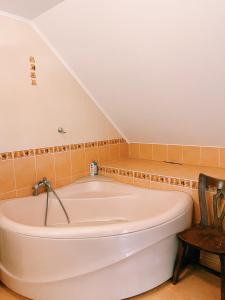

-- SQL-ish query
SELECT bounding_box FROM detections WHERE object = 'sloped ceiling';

[4,1,225,146]
[0,0,64,19]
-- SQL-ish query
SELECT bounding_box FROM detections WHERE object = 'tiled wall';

[0,139,128,200]
[129,143,225,168]
[0,140,222,271]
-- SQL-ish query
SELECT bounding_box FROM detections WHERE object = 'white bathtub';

[0,177,192,300]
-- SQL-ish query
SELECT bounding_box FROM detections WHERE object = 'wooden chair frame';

[172,173,225,300]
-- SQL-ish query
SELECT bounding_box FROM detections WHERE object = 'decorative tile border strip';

[99,166,199,190]
[0,152,13,160]
[14,149,35,158]
[70,143,84,150]
[134,171,151,180]
[29,56,37,86]
[0,138,126,160]
[35,147,55,155]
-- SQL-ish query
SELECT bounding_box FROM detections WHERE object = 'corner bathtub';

[0,177,192,300]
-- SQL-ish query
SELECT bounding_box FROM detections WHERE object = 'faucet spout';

[32,177,51,196]
[32,177,70,226]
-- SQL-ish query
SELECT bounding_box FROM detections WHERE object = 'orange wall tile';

[129,143,223,169]
[139,144,152,160]
[129,143,140,159]
[200,147,219,168]
[183,146,200,165]
[71,148,85,175]
[36,153,55,184]
[54,151,71,180]
[152,144,167,161]
[98,145,110,164]
[14,157,36,190]
[119,143,129,160]
[167,145,182,163]
[0,160,15,194]
[109,144,120,162]
[219,148,225,168]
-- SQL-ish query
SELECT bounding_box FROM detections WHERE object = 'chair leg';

[172,240,187,284]
[185,246,200,266]
[220,255,225,300]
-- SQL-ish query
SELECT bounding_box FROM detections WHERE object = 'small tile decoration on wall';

[99,166,200,191]
[29,56,37,86]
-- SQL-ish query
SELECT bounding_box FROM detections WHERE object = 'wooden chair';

[172,173,225,300]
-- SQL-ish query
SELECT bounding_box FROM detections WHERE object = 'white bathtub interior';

[1,179,191,229]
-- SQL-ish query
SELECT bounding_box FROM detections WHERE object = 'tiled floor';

[0,266,220,300]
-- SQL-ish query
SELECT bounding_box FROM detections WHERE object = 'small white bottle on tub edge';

[90,161,98,176]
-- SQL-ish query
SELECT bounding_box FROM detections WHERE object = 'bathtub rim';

[0,199,192,239]
[0,177,193,239]
[0,209,192,240]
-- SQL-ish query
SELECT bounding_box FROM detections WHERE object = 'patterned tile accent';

[70,143,84,150]
[134,172,151,180]
[99,166,199,190]
[0,139,126,160]
[29,56,37,86]
[14,149,35,158]
[54,145,70,152]
[0,152,13,160]
[35,147,54,155]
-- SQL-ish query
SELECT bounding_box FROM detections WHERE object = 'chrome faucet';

[32,177,70,225]
[32,177,51,196]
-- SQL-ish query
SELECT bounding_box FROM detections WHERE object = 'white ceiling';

[0,0,64,19]
[3,0,225,146]
[34,0,225,146]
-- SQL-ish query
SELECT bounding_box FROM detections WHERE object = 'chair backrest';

[198,173,225,232]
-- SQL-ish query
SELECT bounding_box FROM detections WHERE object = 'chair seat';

[178,224,225,255]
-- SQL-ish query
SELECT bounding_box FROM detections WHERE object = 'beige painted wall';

[0,15,121,152]
[35,0,225,147]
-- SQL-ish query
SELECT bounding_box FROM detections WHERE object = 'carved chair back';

[198,173,225,232]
